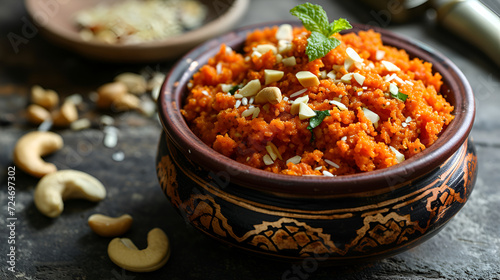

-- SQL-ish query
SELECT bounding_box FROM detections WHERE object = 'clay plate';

[24,0,249,62]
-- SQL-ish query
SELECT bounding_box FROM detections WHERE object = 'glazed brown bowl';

[156,22,477,263]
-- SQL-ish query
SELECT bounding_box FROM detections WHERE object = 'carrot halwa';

[181,25,454,176]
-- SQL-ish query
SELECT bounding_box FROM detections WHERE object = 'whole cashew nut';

[26,104,51,125]
[96,82,140,111]
[88,214,133,237]
[13,131,63,178]
[31,85,59,110]
[107,228,170,272]
[52,100,78,127]
[34,170,107,218]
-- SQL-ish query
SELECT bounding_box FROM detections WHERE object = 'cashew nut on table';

[107,228,170,272]
[34,169,107,218]
[88,214,133,237]
[13,131,63,178]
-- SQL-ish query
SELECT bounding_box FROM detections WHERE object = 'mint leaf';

[392,91,408,102]
[290,3,329,34]
[307,110,330,142]
[307,32,341,62]
[290,3,352,62]
[328,18,352,36]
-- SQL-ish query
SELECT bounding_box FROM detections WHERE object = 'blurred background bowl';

[24,0,249,63]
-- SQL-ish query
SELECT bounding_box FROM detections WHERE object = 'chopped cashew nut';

[238,79,261,97]
[278,40,293,54]
[13,131,63,178]
[88,214,133,237]
[276,24,293,41]
[114,72,147,95]
[264,69,284,85]
[346,47,363,62]
[282,56,296,67]
[26,104,51,125]
[290,96,309,115]
[254,87,282,104]
[296,71,320,87]
[34,170,106,218]
[31,85,59,110]
[107,228,170,272]
[298,102,317,120]
[254,44,277,55]
[52,101,78,127]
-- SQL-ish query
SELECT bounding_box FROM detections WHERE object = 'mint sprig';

[290,3,352,61]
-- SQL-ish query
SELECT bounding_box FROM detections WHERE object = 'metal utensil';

[361,0,500,67]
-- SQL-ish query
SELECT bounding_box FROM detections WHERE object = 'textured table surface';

[1,0,499,279]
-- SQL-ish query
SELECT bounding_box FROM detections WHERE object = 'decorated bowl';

[156,22,476,263]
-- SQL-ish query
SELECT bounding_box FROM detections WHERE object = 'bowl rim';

[24,0,250,62]
[158,21,475,196]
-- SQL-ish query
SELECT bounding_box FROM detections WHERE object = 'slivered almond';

[286,155,301,165]
[381,60,400,72]
[267,142,282,160]
[390,146,405,163]
[263,154,274,165]
[362,107,380,128]
[353,73,365,85]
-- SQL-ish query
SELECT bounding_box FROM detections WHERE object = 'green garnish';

[392,91,408,102]
[389,83,408,102]
[228,84,241,95]
[307,110,330,142]
[290,3,352,61]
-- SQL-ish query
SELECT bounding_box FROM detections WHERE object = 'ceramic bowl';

[156,22,477,263]
[24,0,249,62]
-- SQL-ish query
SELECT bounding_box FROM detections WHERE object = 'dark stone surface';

[0,0,499,279]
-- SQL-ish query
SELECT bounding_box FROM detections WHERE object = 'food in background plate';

[75,0,207,44]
